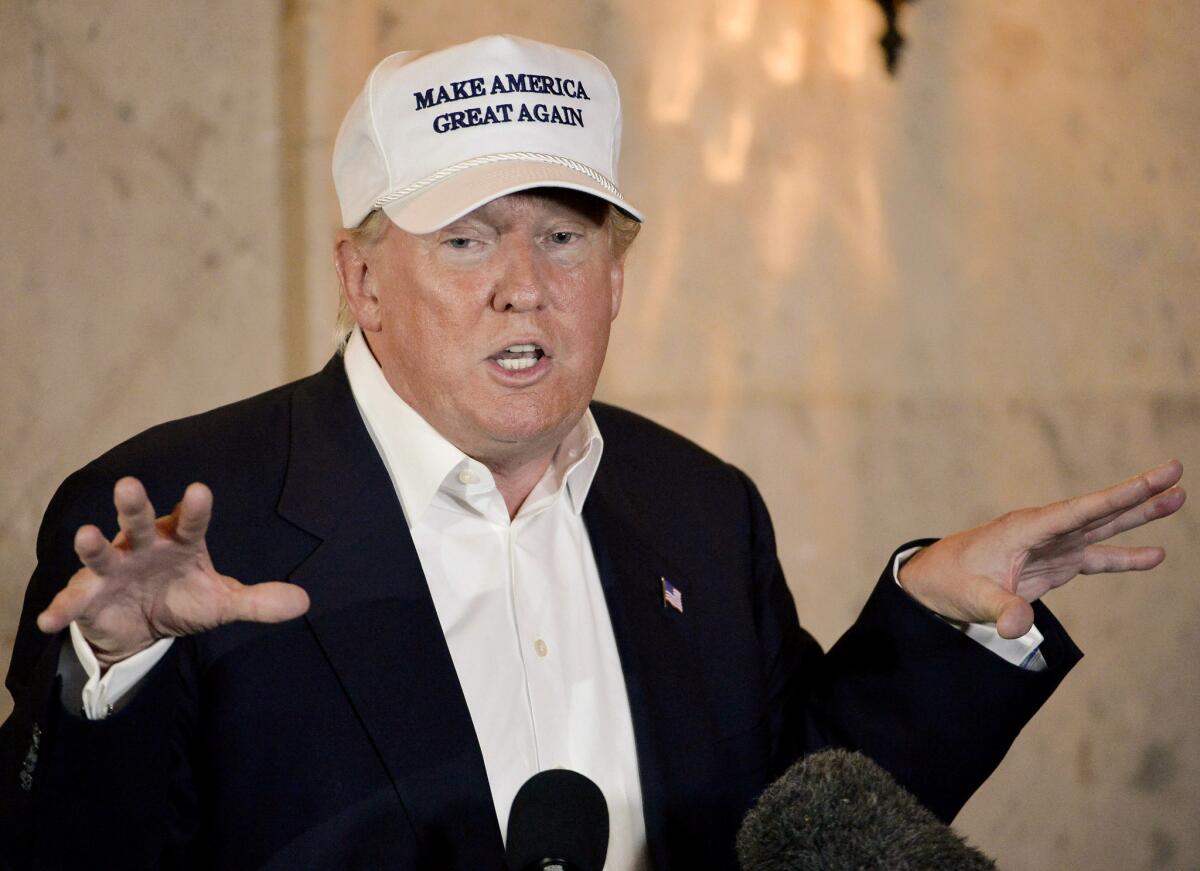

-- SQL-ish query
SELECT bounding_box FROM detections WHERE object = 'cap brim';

[380,161,643,234]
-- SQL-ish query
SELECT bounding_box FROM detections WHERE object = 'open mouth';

[493,343,546,371]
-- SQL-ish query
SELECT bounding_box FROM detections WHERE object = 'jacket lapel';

[582,466,714,871]
[277,358,504,868]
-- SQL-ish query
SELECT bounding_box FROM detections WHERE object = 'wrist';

[82,635,156,671]
[896,547,968,628]
[896,546,929,594]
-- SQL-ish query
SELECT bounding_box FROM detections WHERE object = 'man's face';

[357,190,624,469]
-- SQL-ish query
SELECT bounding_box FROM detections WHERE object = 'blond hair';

[334,200,641,352]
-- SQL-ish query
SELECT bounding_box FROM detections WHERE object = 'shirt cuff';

[69,622,174,719]
[892,546,1047,672]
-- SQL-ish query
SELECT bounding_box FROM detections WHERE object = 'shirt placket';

[504,515,545,771]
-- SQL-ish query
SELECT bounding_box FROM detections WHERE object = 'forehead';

[446,188,609,229]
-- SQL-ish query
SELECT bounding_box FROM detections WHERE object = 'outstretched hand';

[898,460,1186,639]
[37,477,310,666]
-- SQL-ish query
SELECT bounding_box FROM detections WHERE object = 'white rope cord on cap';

[372,152,622,209]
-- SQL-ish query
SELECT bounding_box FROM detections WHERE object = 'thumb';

[949,575,1035,639]
[970,581,1035,639]
[223,581,311,625]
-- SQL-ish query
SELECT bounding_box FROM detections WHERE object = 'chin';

[486,416,566,448]
[481,396,582,451]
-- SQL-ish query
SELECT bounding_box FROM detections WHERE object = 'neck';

[486,450,556,519]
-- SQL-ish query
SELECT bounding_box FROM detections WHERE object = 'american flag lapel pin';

[660,576,684,614]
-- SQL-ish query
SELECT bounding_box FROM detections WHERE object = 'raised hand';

[898,460,1186,639]
[37,477,310,666]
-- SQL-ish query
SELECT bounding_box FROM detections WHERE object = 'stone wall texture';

[2,1,1197,868]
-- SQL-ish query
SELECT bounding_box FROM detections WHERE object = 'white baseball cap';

[332,34,643,233]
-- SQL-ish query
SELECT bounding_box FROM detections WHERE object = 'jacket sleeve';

[740,467,1082,823]
[0,465,201,869]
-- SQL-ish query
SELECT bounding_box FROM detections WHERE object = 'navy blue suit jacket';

[0,357,1081,869]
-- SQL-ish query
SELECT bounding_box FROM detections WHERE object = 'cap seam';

[365,58,393,190]
[608,67,621,186]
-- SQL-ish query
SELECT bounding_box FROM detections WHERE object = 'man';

[0,35,1185,870]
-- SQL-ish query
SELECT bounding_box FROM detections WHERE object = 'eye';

[549,231,578,245]
[445,237,474,250]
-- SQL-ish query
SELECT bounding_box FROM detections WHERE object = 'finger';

[1080,470,1187,536]
[1136,458,1185,491]
[36,571,104,634]
[74,524,118,575]
[1083,486,1187,544]
[172,482,214,545]
[114,477,159,549]
[1039,460,1184,537]
[1080,544,1166,574]
[221,582,310,625]
[1080,498,1141,535]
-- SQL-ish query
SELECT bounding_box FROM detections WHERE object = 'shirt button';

[533,638,549,658]
[457,470,478,485]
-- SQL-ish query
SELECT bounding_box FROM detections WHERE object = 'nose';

[490,241,548,313]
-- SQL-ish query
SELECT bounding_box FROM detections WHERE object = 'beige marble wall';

[2,1,1197,868]
[0,1,286,705]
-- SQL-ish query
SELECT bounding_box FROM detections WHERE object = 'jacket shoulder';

[35,363,349,548]
[590,401,734,473]
[78,361,345,490]
[94,376,304,468]
[588,400,754,512]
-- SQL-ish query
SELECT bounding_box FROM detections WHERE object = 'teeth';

[498,357,538,371]
[505,344,539,353]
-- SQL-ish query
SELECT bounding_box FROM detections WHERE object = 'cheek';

[557,296,614,388]
[568,278,618,349]
[382,279,479,362]
[552,259,614,317]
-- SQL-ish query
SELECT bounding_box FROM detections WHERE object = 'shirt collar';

[552,407,603,517]
[343,327,603,525]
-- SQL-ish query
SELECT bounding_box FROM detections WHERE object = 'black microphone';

[736,749,996,871]
[505,768,609,871]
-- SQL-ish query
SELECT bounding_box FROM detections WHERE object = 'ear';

[608,256,625,322]
[334,232,383,333]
